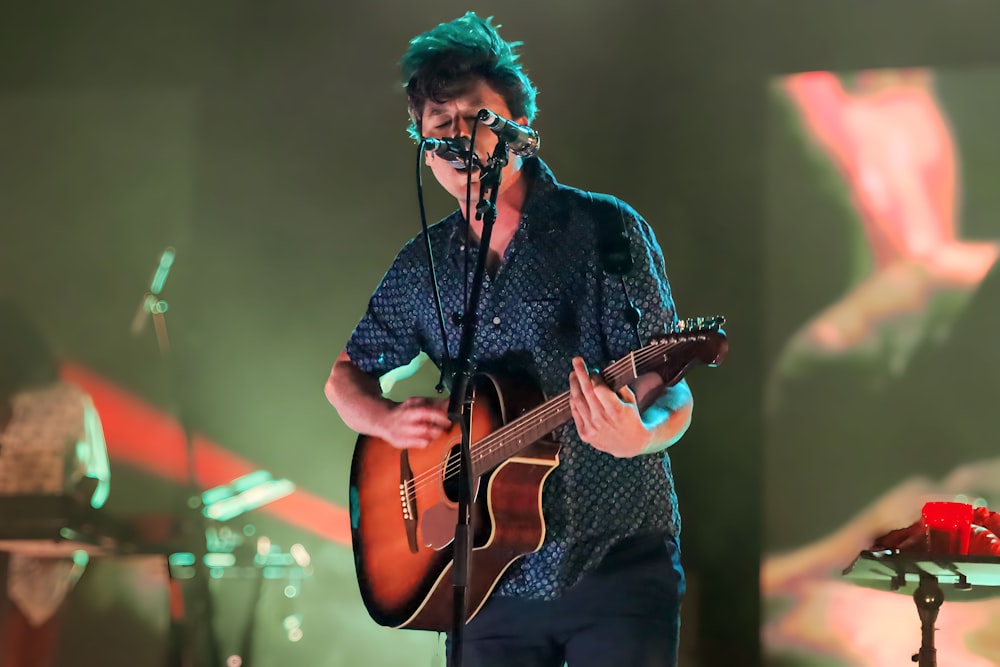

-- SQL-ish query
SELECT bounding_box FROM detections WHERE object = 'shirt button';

[492,316,501,325]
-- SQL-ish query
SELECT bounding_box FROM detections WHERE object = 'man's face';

[419,78,527,203]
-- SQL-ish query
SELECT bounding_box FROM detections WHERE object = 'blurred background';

[1,1,999,665]
[763,63,1000,664]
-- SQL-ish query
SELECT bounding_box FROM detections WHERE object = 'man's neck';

[460,170,530,274]
[465,168,529,237]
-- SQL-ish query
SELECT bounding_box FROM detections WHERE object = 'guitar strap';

[587,191,633,276]
[587,191,643,348]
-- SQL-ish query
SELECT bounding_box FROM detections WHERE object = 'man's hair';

[400,12,538,141]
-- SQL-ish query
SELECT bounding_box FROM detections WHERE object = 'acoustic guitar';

[349,316,727,630]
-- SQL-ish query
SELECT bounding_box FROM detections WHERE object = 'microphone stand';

[447,140,508,667]
[132,250,221,667]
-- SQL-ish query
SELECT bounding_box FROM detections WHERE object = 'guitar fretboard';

[467,335,707,475]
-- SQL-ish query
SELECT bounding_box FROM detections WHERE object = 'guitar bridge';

[400,451,419,553]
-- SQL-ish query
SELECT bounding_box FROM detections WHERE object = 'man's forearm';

[324,352,393,438]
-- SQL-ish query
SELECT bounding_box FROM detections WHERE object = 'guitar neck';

[468,321,727,476]
[469,350,662,475]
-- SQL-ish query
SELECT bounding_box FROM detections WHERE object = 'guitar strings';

[403,341,678,499]
[401,339,693,499]
[402,339,697,499]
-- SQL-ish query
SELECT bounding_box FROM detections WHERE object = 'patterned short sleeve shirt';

[346,158,682,600]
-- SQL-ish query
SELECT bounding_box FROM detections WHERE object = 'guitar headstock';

[610,315,727,388]
[653,315,728,371]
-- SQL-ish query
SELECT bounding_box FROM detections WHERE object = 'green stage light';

[201,470,295,522]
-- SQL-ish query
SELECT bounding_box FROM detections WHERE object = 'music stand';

[843,550,1000,666]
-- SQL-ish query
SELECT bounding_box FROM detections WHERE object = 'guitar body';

[349,372,560,631]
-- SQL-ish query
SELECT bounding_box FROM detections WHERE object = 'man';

[325,12,693,667]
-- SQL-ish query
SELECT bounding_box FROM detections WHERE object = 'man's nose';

[454,116,474,137]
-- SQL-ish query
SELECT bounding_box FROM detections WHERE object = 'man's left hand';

[568,356,651,458]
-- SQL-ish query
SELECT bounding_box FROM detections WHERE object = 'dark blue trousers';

[449,533,684,667]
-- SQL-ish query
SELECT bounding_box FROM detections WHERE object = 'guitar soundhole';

[441,445,470,503]
[440,444,492,547]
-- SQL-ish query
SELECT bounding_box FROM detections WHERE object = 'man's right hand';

[326,350,453,449]
[377,396,452,449]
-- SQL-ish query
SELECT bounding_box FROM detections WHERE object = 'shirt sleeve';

[345,239,429,378]
[602,200,678,361]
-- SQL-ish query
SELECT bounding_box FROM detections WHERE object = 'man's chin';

[444,170,482,189]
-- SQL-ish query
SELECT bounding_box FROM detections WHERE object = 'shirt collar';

[445,156,560,251]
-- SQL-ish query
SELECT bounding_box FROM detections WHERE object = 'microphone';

[477,109,540,157]
[422,136,473,167]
